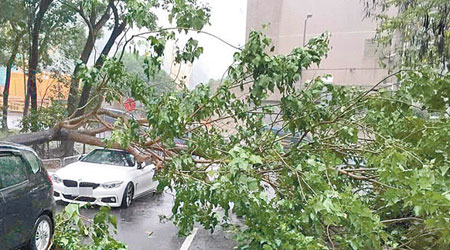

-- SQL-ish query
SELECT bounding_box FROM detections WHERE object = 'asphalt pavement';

[56,191,236,250]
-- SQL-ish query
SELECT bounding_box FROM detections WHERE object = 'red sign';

[124,98,136,112]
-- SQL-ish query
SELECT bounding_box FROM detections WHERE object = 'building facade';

[246,0,392,87]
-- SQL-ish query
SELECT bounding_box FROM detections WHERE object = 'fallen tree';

[2,23,449,249]
[4,106,154,163]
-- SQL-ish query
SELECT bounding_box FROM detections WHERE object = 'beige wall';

[246,0,392,87]
[163,40,194,88]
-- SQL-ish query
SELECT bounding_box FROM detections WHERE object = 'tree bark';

[2,32,24,130]
[2,127,146,162]
[1,107,158,163]
[23,88,30,116]
[23,1,34,118]
[67,32,96,116]
[4,128,60,145]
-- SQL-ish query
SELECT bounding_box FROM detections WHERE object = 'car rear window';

[22,150,41,174]
[0,154,28,189]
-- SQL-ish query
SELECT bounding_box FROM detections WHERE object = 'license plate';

[79,187,93,196]
[64,187,79,196]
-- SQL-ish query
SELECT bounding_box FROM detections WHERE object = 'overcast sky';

[92,0,247,88]
[188,0,247,87]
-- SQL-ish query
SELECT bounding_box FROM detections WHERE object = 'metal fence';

[42,155,83,171]
[42,158,62,171]
[0,98,52,112]
[63,155,82,166]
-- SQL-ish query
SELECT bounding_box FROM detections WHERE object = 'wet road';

[111,192,184,250]
[56,191,236,250]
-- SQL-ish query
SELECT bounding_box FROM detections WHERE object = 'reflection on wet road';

[56,191,236,250]
[114,192,185,250]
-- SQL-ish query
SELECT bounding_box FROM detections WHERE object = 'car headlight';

[52,174,62,183]
[101,181,123,189]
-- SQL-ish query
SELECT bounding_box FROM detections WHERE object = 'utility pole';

[303,13,313,46]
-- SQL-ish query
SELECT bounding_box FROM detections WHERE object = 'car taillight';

[44,170,53,193]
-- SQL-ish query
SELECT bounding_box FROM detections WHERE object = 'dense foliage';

[20,102,67,132]
[54,204,127,249]
[121,53,176,94]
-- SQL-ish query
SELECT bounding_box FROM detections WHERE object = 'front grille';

[62,194,96,202]
[79,182,100,189]
[63,180,77,187]
[62,194,76,200]
[77,197,96,202]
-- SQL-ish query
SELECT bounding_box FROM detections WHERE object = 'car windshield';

[81,149,135,167]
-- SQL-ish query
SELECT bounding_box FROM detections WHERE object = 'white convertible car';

[52,149,158,208]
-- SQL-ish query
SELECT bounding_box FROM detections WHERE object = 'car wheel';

[153,189,163,195]
[121,182,134,208]
[30,214,53,250]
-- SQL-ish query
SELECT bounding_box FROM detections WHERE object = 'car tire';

[29,214,53,250]
[121,182,134,208]
[153,189,163,195]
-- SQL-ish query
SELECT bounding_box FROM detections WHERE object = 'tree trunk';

[1,107,152,162]
[23,7,33,118]
[23,89,30,116]
[63,33,94,156]
[67,32,95,116]
[27,0,53,114]
[1,127,143,161]
[2,64,13,131]
[75,6,126,118]
[2,34,23,130]
[4,128,59,145]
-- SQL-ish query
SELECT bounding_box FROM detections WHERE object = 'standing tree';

[20,0,84,122]
[0,0,27,130]
[51,0,112,155]
[23,0,54,116]
[55,0,210,156]
[63,0,112,116]
[73,0,128,118]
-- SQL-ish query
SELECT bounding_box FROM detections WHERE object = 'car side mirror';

[137,162,145,169]
[78,155,85,161]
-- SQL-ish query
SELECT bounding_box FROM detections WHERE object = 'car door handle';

[30,187,40,193]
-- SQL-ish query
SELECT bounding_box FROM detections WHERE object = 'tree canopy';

[364,0,450,71]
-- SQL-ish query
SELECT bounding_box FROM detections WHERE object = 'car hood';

[54,161,133,183]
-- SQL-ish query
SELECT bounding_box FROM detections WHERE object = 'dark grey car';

[0,142,55,250]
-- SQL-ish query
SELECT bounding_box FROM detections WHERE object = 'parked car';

[52,148,158,208]
[0,142,55,250]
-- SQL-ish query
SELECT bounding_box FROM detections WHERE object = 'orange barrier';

[0,69,69,112]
